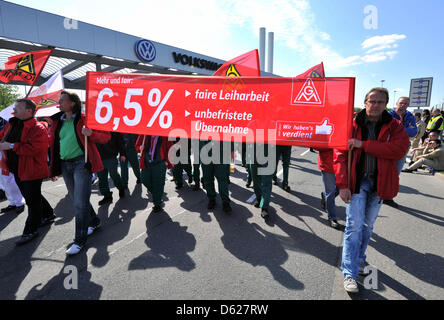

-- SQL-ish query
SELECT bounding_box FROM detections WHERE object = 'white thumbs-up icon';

[315,120,333,135]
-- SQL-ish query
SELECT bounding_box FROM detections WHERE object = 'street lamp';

[381,80,385,88]
[393,90,398,109]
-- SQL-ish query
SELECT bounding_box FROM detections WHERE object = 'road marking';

[300,149,310,156]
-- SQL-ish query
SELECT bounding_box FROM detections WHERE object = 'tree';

[0,84,20,111]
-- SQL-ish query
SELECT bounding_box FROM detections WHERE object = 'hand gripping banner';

[86,72,354,150]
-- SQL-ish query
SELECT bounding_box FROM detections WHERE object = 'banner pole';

[85,134,88,163]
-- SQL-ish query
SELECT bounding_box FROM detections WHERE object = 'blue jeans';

[321,171,338,220]
[396,153,408,175]
[342,176,382,279]
[61,159,99,247]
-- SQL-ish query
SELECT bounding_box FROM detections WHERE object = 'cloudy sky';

[6,0,444,109]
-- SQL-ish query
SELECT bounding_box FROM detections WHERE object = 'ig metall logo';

[135,39,156,62]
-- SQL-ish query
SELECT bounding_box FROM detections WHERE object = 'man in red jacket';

[334,88,409,293]
[0,99,54,245]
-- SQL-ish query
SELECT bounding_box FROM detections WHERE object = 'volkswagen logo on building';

[135,39,156,62]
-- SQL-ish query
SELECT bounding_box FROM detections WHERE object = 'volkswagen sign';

[135,39,156,62]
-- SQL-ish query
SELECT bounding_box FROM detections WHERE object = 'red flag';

[296,62,325,79]
[213,49,260,77]
[0,49,53,85]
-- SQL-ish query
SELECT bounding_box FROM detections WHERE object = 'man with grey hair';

[334,87,409,293]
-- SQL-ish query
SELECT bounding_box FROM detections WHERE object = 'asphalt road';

[0,147,443,300]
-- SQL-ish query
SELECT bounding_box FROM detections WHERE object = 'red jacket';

[333,110,409,200]
[135,135,174,169]
[316,148,334,173]
[0,118,49,181]
[49,112,110,177]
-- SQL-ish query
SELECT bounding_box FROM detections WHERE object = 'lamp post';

[393,90,398,109]
[381,80,385,88]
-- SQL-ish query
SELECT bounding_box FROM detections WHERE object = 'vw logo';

[135,39,156,62]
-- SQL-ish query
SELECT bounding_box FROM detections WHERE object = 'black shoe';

[246,180,252,188]
[320,192,326,211]
[136,179,141,184]
[329,219,340,229]
[0,190,6,201]
[40,214,56,227]
[222,202,232,213]
[175,183,183,190]
[207,199,216,210]
[401,168,413,173]
[261,208,269,219]
[273,177,278,185]
[282,182,290,192]
[152,205,162,213]
[188,176,193,184]
[254,199,261,208]
[383,199,399,208]
[16,231,39,245]
[192,183,200,191]
[119,189,125,198]
[1,205,17,213]
[98,196,113,205]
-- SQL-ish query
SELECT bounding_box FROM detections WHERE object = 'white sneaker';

[66,244,82,255]
[343,276,359,293]
[87,223,101,236]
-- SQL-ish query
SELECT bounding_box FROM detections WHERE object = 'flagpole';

[25,83,36,98]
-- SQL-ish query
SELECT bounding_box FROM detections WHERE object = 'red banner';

[0,49,53,85]
[86,72,354,150]
[213,49,260,77]
[296,62,325,79]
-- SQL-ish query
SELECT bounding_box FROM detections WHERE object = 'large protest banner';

[86,72,354,150]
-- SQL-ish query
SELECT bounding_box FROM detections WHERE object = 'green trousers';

[273,145,291,184]
[141,160,166,206]
[201,163,230,203]
[120,145,141,187]
[98,157,125,197]
[250,163,273,209]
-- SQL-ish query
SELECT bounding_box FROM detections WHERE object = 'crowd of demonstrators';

[135,135,173,213]
[403,139,444,173]
[171,138,193,190]
[248,143,275,218]
[0,99,54,244]
[199,139,232,213]
[334,87,409,293]
[121,133,141,187]
[273,145,292,191]
[411,112,426,149]
[1,87,441,296]
[316,148,339,229]
[409,131,440,164]
[49,91,110,255]
[96,132,127,205]
[426,108,444,140]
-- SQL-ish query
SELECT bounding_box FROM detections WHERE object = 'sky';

[5,0,444,110]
